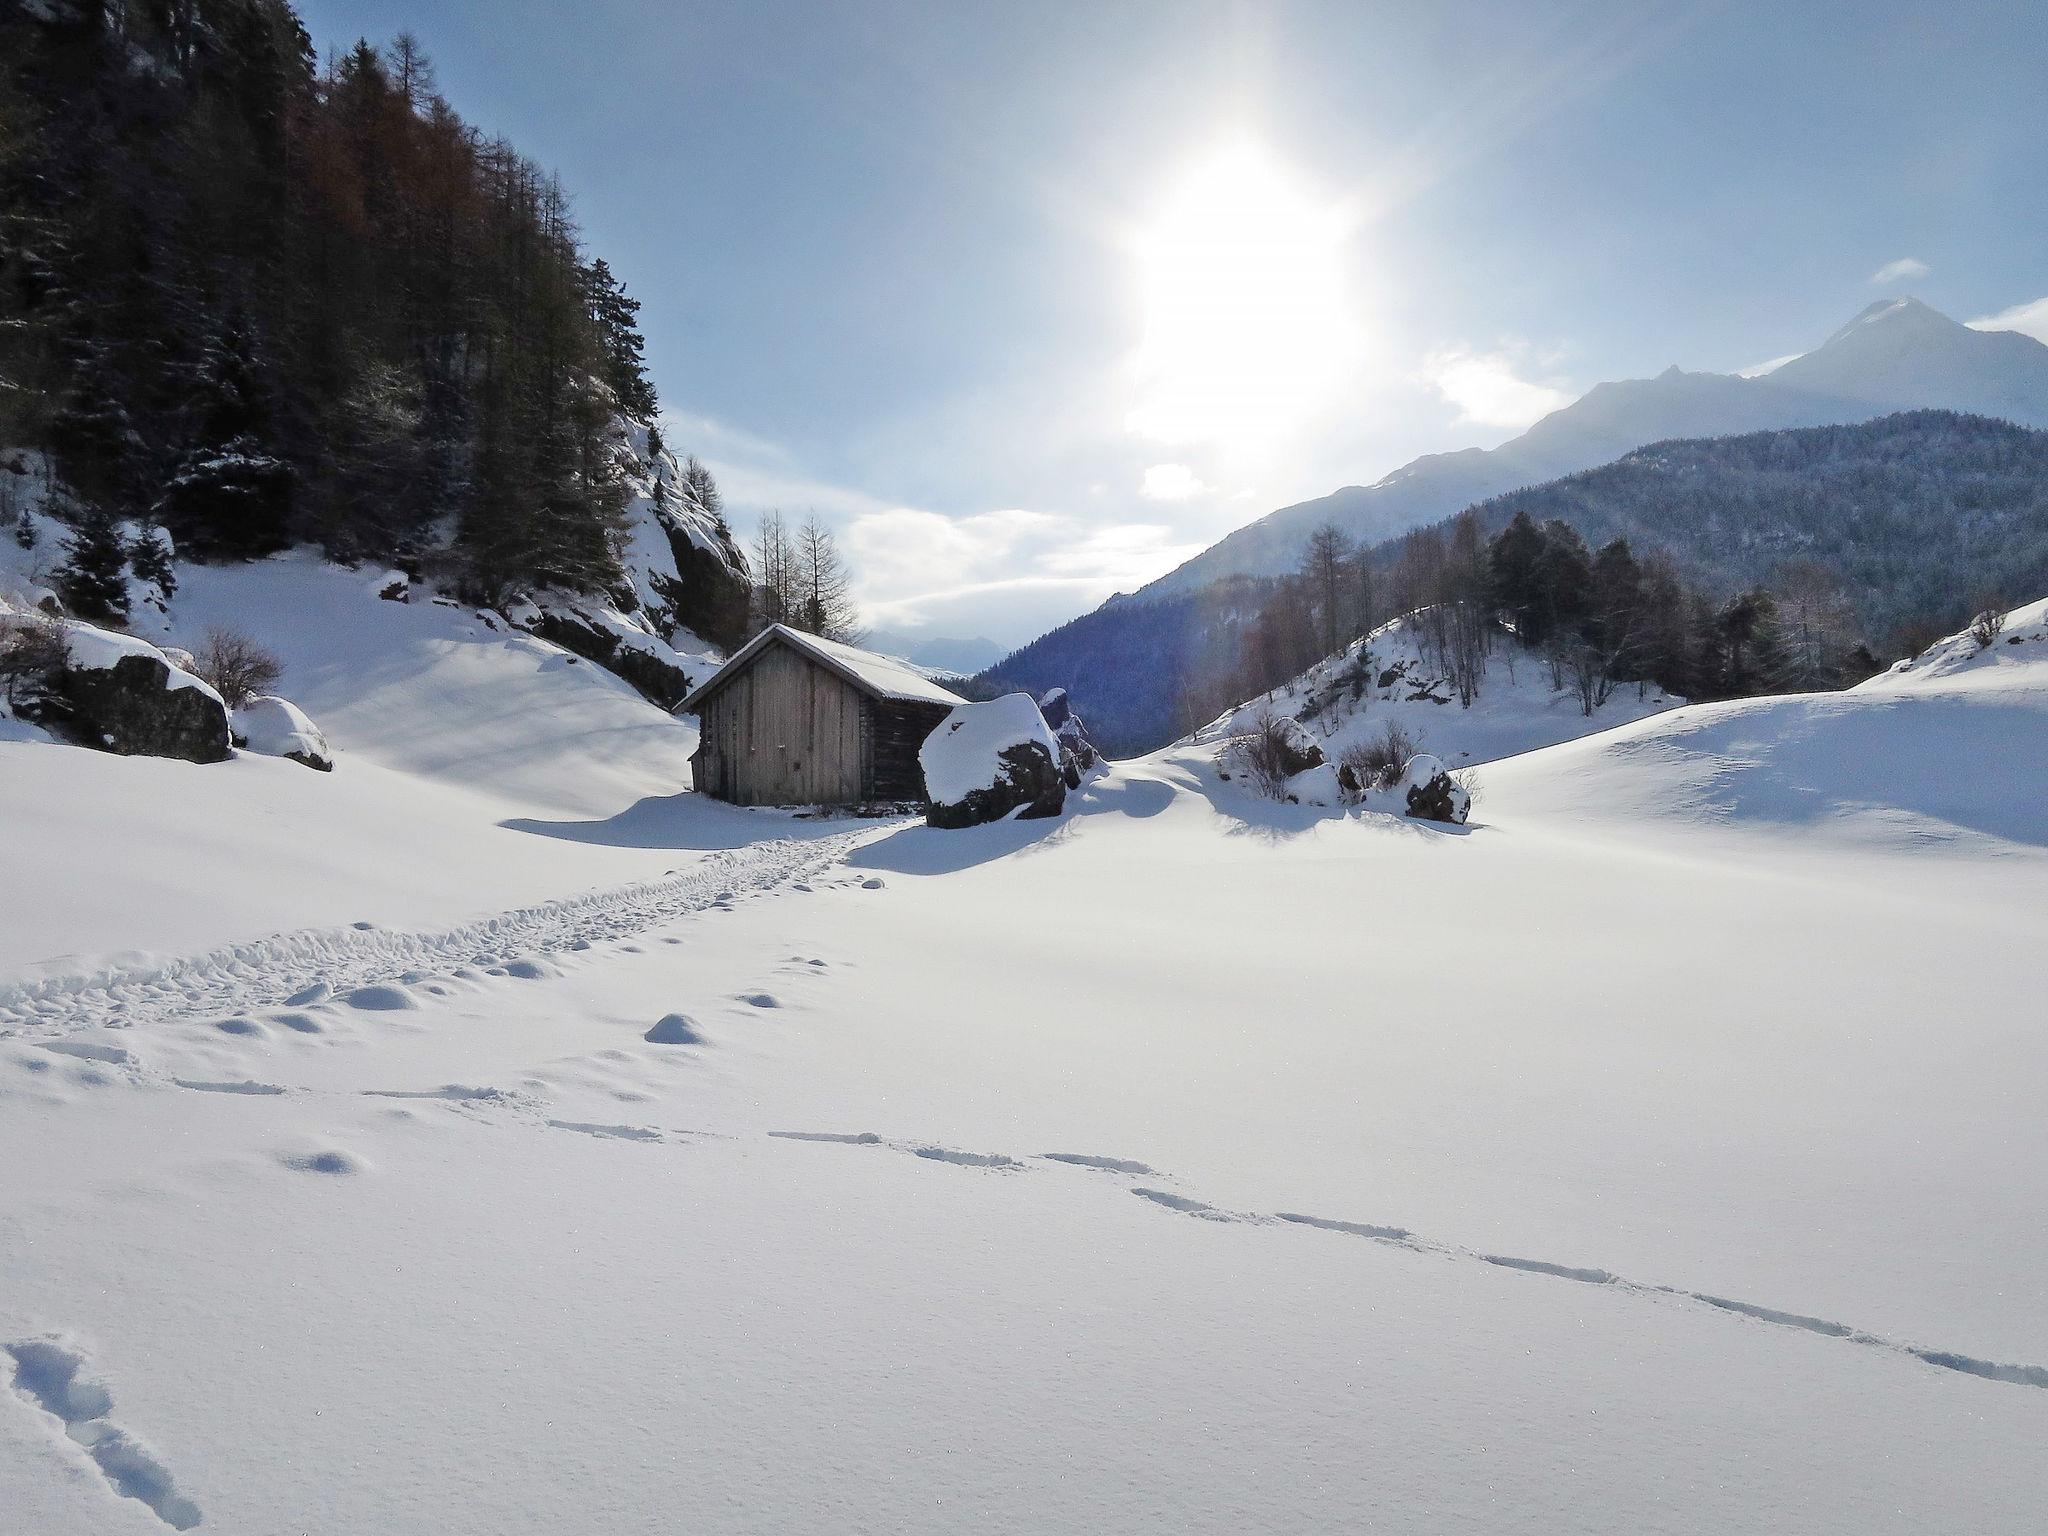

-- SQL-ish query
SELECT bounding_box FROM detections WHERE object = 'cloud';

[1869,257,1931,286]
[1421,345,1573,431]
[843,506,1203,639]
[1968,294,2048,345]
[1138,463,1208,501]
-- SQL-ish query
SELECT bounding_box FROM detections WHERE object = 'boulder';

[920,693,1067,829]
[232,694,333,771]
[1272,717,1325,777]
[59,623,231,763]
[1401,752,1470,825]
[1038,687,1073,731]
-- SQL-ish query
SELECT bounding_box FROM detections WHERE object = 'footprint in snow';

[277,1147,364,1176]
[285,983,331,1007]
[912,1146,1020,1170]
[768,1130,882,1145]
[736,992,781,1009]
[1042,1153,1156,1175]
[270,1011,325,1034]
[213,1016,267,1037]
[175,1078,287,1096]
[547,1120,665,1143]
[4,1337,202,1531]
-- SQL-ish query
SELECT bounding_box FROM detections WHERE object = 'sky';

[293,0,2048,649]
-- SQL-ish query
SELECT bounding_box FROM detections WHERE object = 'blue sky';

[296,0,2048,645]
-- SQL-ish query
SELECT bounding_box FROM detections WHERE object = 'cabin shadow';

[500,791,894,851]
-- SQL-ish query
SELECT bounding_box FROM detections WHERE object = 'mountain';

[1402,410,2048,642]
[861,629,1007,677]
[1136,298,2048,599]
[990,410,2048,756]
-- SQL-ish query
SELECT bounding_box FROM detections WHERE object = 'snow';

[230,695,329,766]
[686,623,967,711]
[918,691,1061,802]
[4,592,2048,1532]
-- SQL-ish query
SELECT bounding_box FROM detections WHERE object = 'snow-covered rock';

[921,693,1067,828]
[1402,752,1469,825]
[57,621,231,762]
[611,420,750,653]
[232,694,333,772]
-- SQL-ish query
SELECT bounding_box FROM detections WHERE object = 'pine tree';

[12,509,35,551]
[128,521,177,599]
[58,509,131,624]
[157,308,293,556]
[582,258,657,419]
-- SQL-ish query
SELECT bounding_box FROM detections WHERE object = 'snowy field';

[4,584,2047,1532]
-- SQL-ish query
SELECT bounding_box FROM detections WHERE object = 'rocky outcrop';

[527,604,696,711]
[1271,717,1325,777]
[58,624,231,763]
[1402,753,1470,825]
[1040,687,1100,783]
[921,694,1068,829]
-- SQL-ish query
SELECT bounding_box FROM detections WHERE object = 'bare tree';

[1969,608,2007,649]
[794,516,862,643]
[1300,521,1356,659]
[195,626,283,708]
[752,510,797,632]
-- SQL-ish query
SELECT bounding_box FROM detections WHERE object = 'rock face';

[528,605,695,711]
[59,624,231,763]
[1402,753,1470,825]
[921,694,1068,829]
[232,694,333,771]
[1040,687,1100,783]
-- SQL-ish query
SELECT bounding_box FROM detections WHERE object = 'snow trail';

[0,830,877,1036]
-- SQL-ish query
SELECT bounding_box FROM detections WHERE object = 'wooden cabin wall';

[868,700,954,800]
[695,641,867,805]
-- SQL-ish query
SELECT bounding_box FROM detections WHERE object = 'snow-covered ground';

[4,593,2046,1532]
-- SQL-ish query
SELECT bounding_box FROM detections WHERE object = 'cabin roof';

[678,624,967,715]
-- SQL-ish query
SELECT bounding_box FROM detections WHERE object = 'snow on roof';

[678,624,966,713]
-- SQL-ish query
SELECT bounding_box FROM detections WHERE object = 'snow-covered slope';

[1482,596,2048,853]
[5,600,2047,1533]
[1193,608,1678,774]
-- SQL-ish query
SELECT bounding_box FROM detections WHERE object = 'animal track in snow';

[773,1127,2048,1394]
[277,1147,364,1176]
[4,1337,202,1530]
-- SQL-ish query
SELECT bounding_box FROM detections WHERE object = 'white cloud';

[1420,344,1573,431]
[1138,463,1208,501]
[1968,294,2048,345]
[1869,257,1931,286]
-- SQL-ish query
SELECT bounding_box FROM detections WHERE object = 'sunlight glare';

[1126,139,1358,454]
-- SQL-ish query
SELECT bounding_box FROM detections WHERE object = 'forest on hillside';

[0,0,678,606]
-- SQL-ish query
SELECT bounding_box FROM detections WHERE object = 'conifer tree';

[58,508,130,624]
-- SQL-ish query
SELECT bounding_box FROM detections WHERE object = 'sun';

[1125,139,1357,453]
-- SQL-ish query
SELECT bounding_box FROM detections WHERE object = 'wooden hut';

[680,625,966,806]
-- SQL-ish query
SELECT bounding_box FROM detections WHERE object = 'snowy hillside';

[6,599,2048,1533]
[1482,597,2048,852]
[1192,607,1678,776]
